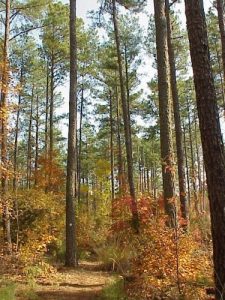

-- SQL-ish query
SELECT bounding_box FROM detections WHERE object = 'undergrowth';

[100,278,128,300]
[0,280,16,300]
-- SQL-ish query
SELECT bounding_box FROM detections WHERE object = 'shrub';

[126,199,213,300]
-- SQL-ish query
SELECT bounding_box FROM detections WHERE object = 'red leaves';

[111,195,153,232]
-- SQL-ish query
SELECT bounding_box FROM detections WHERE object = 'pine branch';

[9,24,46,41]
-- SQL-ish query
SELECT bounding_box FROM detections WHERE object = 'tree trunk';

[13,64,23,191]
[77,84,84,204]
[1,0,11,254]
[146,168,149,193]
[165,0,188,221]
[115,85,124,194]
[194,113,202,195]
[216,0,225,113]
[45,60,49,192]
[124,44,132,142]
[109,91,115,201]
[215,43,225,109]
[35,95,39,186]
[154,0,175,226]
[13,64,23,250]
[186,96,198,213]
[27,86,34,189]
[65,0,77,267]
[183,122,191,205]
[185,1,225,298]
[49,51,54,190]
[112,0,139,231]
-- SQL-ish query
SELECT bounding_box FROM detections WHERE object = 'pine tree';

[185,0,225,298]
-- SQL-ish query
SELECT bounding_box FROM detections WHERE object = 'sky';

[76,0,212,20]
[58,0,215,136]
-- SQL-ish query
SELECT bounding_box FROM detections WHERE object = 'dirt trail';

[28,261,115,300]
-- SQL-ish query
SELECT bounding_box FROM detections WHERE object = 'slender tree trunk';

[85,142,89,206]
[45,60,49,192]
[13,64,23,191]
[109,91,115,201]
[115,86,124,194]
[141,148,145,194]
[124,44,132,140]
[49,52,54,190]
[65,0,77,267]
[137,145,140,193]
[77,84,84,204]
[34,96,39,186]
[13,64,23,251]
[112,0,139,231]
[202,162,206,211]
[183,123,191,205]
[216,0,225,113]
[215,43,225,109]
[186,97,198,212]
[154,0,175,226]
[194,113,202,195]
[1,0,11,254]
[27,87,34,189]
[147,168,150,194]
[165,0,188,220]
[153,164,157,200]
[185,1,225,298]
[144,167,147,192]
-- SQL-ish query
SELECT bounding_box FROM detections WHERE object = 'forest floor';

[15,261,117,300]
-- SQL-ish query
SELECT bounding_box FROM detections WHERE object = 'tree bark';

[34,95,39,186]
[13,63,23,250]
[165,0,188,221]
[109,91,115,201]
[183,123,191,205]
[27,86,34,189]
[115,85,124,194]
[13,64,23,191]
[49,51,55,190]
[124,44,132,143]
[112,0,139,231]
[1,0,11,254]
[215,42,225,109]
[77,84,84,204]
[185,1,225,298]
[154,0,175,226]
[194,113,202,196]
[216,0,225,112]
[45,60,49,192]
[186,96,198,213]
[65,0,77,267]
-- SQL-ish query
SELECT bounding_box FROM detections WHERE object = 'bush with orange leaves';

[107,196,213,299]
[116,197,213,300]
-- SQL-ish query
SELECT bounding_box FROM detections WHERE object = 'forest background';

[0,0,225,300]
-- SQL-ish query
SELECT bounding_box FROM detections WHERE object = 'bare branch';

[169,0,178,7]
[9,24,46,41]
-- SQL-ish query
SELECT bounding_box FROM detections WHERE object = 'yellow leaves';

[94,159,111,179]
[13,189,65,267]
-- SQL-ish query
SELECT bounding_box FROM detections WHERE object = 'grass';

[99,278,128,300]
[0,282,16,300]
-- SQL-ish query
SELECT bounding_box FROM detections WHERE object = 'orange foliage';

[109,196,213,299]
[34,152,65,191]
